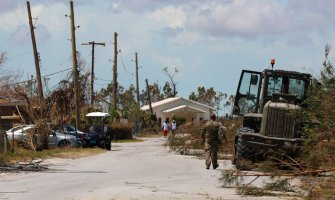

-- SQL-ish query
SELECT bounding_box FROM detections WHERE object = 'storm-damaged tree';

[12,53,89,151]
[189,86,227,116]
[118,84,138,122]
[162,81,174,98]
[47,53,90,127]
[0,52,50,151]
[0,53,21,96]
[162,67,178,97]
[139,81,164,106]
[302,44,335,146]
[223,95,235,117]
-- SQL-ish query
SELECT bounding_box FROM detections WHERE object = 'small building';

[141,97,215,125]
[0,97,26,130]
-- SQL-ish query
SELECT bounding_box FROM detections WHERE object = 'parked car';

[6,125,79,148]
[6,124,34,142]
[49,130,79,147]
[53,124,86,142]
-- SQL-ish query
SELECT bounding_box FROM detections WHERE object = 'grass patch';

[112,138,144,143]
[1,147,105,164]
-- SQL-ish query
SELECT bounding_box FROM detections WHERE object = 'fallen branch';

[0,159,47,172]
[232,168,335,177]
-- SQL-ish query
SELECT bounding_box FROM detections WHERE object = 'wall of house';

[0,106,16,130]
[0,106,13,116]
[151,99,211,126]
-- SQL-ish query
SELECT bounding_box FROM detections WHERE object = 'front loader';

[231,60,311,169]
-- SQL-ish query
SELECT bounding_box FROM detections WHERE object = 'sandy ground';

[0,137,290,200]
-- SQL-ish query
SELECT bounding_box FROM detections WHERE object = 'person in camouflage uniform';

[201,113,227,169]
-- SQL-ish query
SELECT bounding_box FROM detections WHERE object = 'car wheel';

[58,140,71,148]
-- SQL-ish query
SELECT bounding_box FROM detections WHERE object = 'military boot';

[213,164,219,169]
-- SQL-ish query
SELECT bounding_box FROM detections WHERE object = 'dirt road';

[0,137,283,200]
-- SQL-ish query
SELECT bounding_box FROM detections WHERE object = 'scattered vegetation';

[167,117,241,157]
[1,146,105,165]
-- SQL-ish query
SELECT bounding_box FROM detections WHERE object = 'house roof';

[140,97,215,111]
[141,97,181,111]
[85,112,110,117]
[0,97,26,107]
[162,105,206,113]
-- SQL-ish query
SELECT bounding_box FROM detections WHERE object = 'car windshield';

[266,76,306,99]
[9,126,24,132]
[8,125,31,132]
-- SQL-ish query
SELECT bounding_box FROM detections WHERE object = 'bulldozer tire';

[234,134,254,170]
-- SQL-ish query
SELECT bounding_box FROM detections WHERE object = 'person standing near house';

[171,120,177,135]
[162,120,169,138]
[201,113,227,169]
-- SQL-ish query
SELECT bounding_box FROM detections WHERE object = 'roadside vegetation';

[0,146,105,165]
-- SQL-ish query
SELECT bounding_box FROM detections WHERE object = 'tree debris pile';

[0,159,48,173]
[167,117,241,158]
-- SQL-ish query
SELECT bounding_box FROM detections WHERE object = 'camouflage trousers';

[204,142,219,168]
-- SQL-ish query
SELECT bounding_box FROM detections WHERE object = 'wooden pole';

[27,1,43,104]
[135,52,140,134]
[135,52,140,106]
[145,79,153,116]
[81,41,105,106]
[70,0,80,130]
[113,32,118,116]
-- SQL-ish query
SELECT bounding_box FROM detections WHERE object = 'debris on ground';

[0,159,48,172]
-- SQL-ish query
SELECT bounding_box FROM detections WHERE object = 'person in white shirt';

[162,120,169,137]
[171,120,177,135]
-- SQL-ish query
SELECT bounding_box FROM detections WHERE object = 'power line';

[7,67,72,86]
[95,77,112,82]
[94,82,110,86]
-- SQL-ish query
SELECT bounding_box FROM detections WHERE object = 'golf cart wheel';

[105,141,111,150]
[58,140,71,148]
[99,140,106,149]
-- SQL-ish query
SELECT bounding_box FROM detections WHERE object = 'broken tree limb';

[231,168,335,177]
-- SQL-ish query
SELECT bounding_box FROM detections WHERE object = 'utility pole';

[81,41,105,106]
[135,52,140,106]
[145,79,153,116]
[27,1,43,104]
[69,0,80,130]
[135,52,140,135]
[113,32,118,118]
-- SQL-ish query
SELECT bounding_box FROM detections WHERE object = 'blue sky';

[0,0,334,100]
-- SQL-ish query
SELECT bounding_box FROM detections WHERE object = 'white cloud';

[0,3,26,31]
[187,0,291,37]
[9,25,30,45]
[148,6,186,29]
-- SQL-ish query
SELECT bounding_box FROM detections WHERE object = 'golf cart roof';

[85,112,110,117]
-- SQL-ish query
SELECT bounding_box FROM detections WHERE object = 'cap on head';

[210,113,216,120]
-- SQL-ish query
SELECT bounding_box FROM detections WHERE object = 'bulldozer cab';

[233,69,311,116]
[233,70,262,115]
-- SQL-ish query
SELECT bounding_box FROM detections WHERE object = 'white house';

[140,97,215,125]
